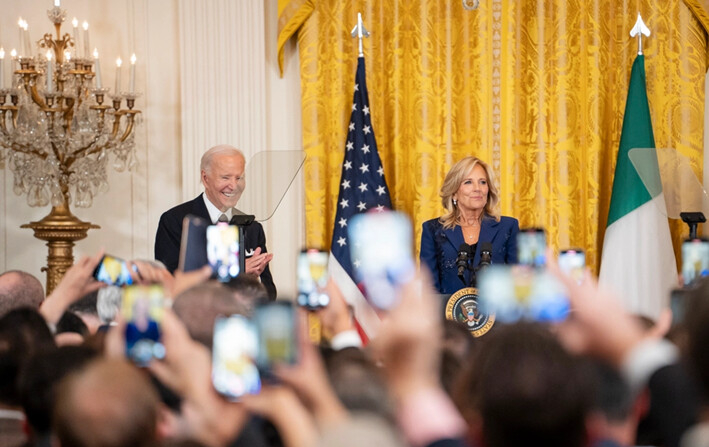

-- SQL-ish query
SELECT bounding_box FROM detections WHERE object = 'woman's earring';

[452,198,457,206]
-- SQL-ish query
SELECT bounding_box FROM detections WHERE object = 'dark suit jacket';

[154,194,277,299]
[420,215,519,294]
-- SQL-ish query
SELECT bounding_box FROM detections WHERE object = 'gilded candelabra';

[0,4,141,293]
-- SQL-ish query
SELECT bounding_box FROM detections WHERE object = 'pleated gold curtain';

[280,0,706,272]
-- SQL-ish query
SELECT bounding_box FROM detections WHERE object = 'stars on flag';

[359,164,369,174]
[358,182,368,192]
[376,185,386,195]
[342,179,351,189]
[362,144,370,154]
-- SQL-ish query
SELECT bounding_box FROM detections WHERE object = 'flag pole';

[630,13,651,55]
[350,12,370,57]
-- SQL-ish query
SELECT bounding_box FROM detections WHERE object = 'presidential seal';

[445,287,495,337]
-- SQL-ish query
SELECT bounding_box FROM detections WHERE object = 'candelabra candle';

[0,48,4,89]
[115,57,122,93]
[93,48,102,88]
[23,21,31,59]
[46,50,53,93]
[129,54,136,93]
[10,49,16,87]
[72,18,80,57]
[82,21,90,61]
[17,18,24,58]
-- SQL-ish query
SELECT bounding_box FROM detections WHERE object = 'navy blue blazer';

[420,215,519,294]
[154,194,277,299]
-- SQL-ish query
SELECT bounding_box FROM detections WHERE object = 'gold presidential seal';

[445,287,495,337]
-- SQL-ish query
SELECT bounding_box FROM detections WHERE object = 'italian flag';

[599,54,677,319]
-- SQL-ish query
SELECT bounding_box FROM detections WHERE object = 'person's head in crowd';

[684,277,709,407]
[172,281,249,348]
[323,347,395,423]
[440,319,475,396]
[0,308,55,408]
[586,361,640,447]
[68,290,102,334]
[0,270,45,318]
[455,322,595,447]
[96,286,122,325]
[439,156,500,228]
[200,145,246,212]
[53,358,162,447]
[55,311,90,346]
[226,274,269,312]
[317,413,406,447]
[19,345,97,442]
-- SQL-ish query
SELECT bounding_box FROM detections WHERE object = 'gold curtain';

[296,0,706,271]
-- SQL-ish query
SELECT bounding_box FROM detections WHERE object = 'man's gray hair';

[200,145,245,174]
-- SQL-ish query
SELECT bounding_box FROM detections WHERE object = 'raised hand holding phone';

[348,211,416,310]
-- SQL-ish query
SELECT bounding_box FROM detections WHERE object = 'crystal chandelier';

[0,1,141,293]
[0,4,140,209]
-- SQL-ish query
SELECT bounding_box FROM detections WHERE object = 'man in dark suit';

[155,145,276,299]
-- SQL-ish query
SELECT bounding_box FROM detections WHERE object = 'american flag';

[329,56,392,341]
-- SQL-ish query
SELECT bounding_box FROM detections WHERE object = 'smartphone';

[254,302,298,377]
[517,228,546,267]
[477,265,570,323]
[348,211,416,310]
[681,238,709,286]
[558,249,585,283]
[93,254,134,287]
[122,284,166,366]
[206,224,240,282]
[670,288,688,328]
[212,315,261,400]
[297,249,330,310]
[178,215,209,272]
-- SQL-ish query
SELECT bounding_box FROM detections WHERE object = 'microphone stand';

[229,214,255,276]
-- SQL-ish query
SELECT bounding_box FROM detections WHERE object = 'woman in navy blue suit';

[420,156,519,294]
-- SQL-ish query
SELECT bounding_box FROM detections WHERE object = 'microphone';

[457,243,472,284]
[478,242,493,270]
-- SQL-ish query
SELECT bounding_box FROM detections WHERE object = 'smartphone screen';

[206,224,240,282]
[212,315,261,400]
[682,238,709,286]
[297,249,330,310]
[348,211,416,310]
[517,228,546,267]
[254,302,298,376]
[93,254,134,287]
[558,249,585,283]
[122,285,165,367]
[477,265,569,323]
[179,215,209,272]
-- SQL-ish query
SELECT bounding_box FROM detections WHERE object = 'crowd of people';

[0,246,707,447]
[1,149,707,447]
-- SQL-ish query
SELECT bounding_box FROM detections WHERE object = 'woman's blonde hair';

[439,157,500,229]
